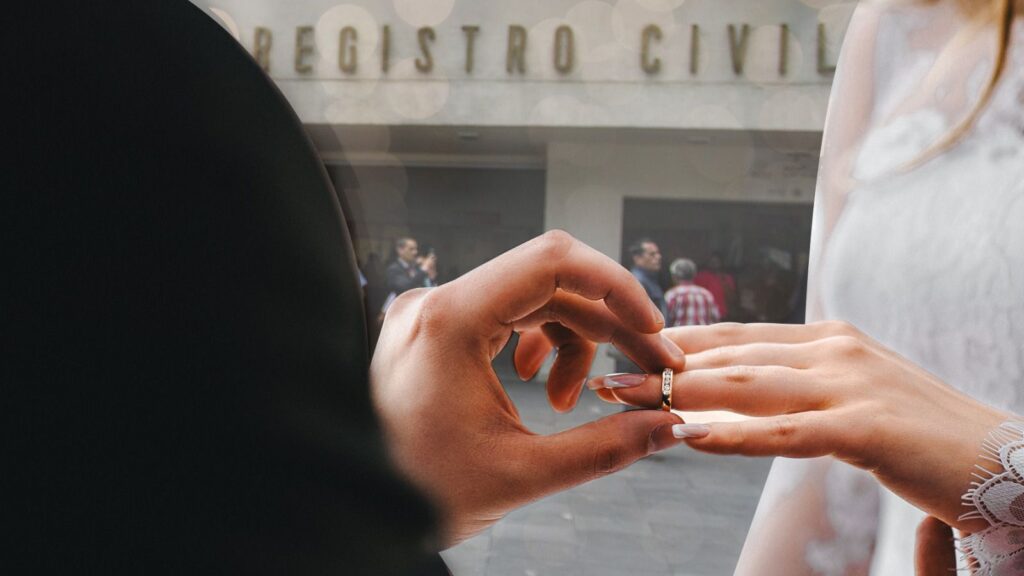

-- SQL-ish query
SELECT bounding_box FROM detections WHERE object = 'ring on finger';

[661,368,673,412]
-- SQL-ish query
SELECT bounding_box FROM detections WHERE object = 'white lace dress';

[736,3,1024,575]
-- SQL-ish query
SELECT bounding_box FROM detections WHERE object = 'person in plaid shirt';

[665,258,721,327]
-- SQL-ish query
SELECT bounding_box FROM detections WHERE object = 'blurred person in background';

[416,247,438,288]
[732,247,797,323]
[627,237,666,317]
[665,258,721,327]
[610,238,668,376]
[694,252,736,321]
[383,237,437,316]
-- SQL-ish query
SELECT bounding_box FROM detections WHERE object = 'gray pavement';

[441,376,773,576]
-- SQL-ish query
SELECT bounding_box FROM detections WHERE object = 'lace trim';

[960,422,1024,575]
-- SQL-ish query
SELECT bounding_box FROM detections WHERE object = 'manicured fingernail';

[587,373,647,390]
[672,424,710,439]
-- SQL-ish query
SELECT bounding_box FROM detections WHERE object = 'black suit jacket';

[386,260,429,296]
[6,2,443,573]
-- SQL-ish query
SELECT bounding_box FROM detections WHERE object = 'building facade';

[196,0,854,368]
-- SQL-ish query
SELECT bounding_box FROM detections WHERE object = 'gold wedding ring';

[661,368,673,412]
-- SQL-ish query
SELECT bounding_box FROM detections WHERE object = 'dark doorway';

[622,198,812,323]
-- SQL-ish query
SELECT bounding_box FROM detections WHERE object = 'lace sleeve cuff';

[961,422,1024,575]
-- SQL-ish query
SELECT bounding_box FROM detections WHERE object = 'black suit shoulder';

[5,2,438,573]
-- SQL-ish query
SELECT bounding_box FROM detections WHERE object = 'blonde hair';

[907,0,1017,168]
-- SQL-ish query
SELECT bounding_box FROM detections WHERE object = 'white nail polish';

[672,424,710,439]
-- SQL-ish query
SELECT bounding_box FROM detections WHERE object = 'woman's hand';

[591,321,1008,531]
[370,231,686,546]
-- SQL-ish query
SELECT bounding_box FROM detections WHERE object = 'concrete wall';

[192,0,838,374]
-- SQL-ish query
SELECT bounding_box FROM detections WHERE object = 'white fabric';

[962,422,1024,575]
[738,3,1024,575]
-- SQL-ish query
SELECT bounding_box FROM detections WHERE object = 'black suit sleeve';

[5,2,440,574]
[386,262,429,295]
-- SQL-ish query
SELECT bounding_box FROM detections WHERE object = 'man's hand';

[915,517,956,575]
[370,231,686,545]
[419,252,437,280]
